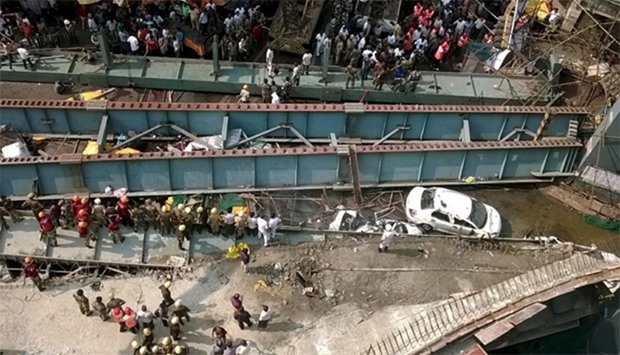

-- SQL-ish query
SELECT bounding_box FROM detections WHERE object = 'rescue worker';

[59,202,75,229]
[131,205,148,232]
[261,78,271,103]
[76,209,90,225]
[172,203,184,226]
[78,221,94,248]
[70,195,83,217]
[92,296,108,321]
[123,306,140,334]
[176,224,189,250]
[454,32,469,61]
[144,199,159,230]
[378,223,398,252]
[138,346,148,355]
[235,209,249,239]
[160,280,175,307]
[49,200,62,228]
[116,196,133,229]
[92,198,106,231]
[107,214,124,243]
[107,292,126,310]
[151,345,163,355]
[131,340,140,355]
[208,207,221,235]
[142,327,154,348]
[80,197,91,214]
[22,193,43,218]
[238,84,250,103]
[161,337,174,354]
[173,345,189,354]
[0,195,24,223]
[155,300,170,327]
[345,64,357,89]
[195,206,207,233]
[23,257,45,291]
[159,205,173,235]
[180,207,193,233]
[38,211,58,246]
[73,289,92,316]
[111,306,126,332]
[170,316,182,340]
[172,299,191,324]
[233,306,253,330]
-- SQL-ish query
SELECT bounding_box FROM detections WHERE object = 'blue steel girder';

[0,100,588,141]
[0,140,582,198]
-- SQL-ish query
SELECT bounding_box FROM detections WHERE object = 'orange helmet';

[124,307,132,314]
[73,195,80,202]
[120,196,129,203]
[112,307,122,315]
[78,209,87,216]
[24,256,32,263]
[38,211,46,218]
[81,198,88,205]
[78,221,88,228]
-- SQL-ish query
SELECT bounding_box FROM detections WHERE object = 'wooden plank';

[474,319,515,345]
[506,302,547,325]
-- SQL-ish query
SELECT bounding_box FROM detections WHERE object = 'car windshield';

[469,200,488,228]
[421,189,435,209]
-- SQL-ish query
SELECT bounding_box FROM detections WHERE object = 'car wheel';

[420,224,433,233]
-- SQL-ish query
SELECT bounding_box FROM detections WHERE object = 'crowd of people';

[21,255,266,354]
[4,192,283,252]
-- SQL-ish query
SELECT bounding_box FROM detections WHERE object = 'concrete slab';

[49,227,97,260]
[96,226,144,264]
[145,230,187,264]
[0,217,47,257]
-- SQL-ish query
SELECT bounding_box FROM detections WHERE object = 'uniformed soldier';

[143,327,154,348]
[345,65,357,89]
[180,207,193,233]
[172,299,191,324]
[138,346,148,355]
[38,212,58,246]
[194,206,207,233]
[131,205,149,231]
[208,207,221,235]
[107,214,124,243]
[73,289,92,316]
[260,78,271,103]
[0,195,24,223]
[161,336,174,354]
[144,199,159,230]
[92,296,109,321]
[172,204,185,226]
[170,316,182,340]
[59,202,75,229]
[92,198,106,232]
[159,205,173,236]
[21,193,43,218]
[77,221,94,248]
[173,345,189,354]
[106,292,126,310]
[160,280,175,307]
[236,210,249,239]
[151,345,163,355]
[131,340,140,355]
[176,224,189,251]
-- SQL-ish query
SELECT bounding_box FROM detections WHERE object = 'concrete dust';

[0,237,569,355]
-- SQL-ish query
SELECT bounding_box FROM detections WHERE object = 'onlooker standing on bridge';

[302,51,312,75]
[266,46,274,77]
[257,215,270,247]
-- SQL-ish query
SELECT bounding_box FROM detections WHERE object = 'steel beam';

[96,114,109,153]
[0,100,590,141]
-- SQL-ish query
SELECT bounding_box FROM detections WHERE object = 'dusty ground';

[0,236,568,355]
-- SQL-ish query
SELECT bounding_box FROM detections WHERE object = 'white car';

[406,187,502,238]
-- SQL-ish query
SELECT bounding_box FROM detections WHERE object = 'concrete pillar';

[562,0,583,32]
[97,30,112,68]
[212,34,220,78]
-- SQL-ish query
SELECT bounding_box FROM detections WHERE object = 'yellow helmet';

[178,224,186,232]
[162,336,171,345]
[171,316,179,325]
[143,327,152,336]
[131,340,140,349]
[243,84,249,90]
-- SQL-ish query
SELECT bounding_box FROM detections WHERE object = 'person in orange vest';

[116,196,134,230]
[110,306,127,332]
[78,221,94,248]
[107,214,124,243]
[413,2,423,18]
[80,197,91,214]
[71,195,83,217]
[38,211,58,246]
[22,256,45,291]
[454,32,470,60]
[483,32,494,45]
[433,40,450,69]
[123,306,140,334]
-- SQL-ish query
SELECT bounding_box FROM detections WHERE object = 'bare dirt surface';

[0,237,568,355]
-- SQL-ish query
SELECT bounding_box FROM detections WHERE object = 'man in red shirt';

[23,257,45,291]
[116,196,134,229]
[21,22,35,38]
[71,195,83,217]
[108,214,124,243]
[38,211,58,246]
[78,221,94,248]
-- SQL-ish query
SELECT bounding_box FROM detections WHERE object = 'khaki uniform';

[21,199,43,218]
[93,299,108,321]
[208,213,221,234]
[345,66,357,89]
[261,82,271,103]
[73,293,91,316]
[0,197,23,222]
[92,205,106,231]
[159,210,173,235]
[236,214,248,238]
[172,305,191,323]
[170,322,182,340]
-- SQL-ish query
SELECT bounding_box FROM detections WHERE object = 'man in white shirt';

[268,214,281,241]
[378,223,398,252]
[247,212,258,237]
[127,35,139,54]
[137,305,155,330]
[238,84,250,103]
[257,305,272,329]
[271,91,281,104]
[265,46,274,76]
[291,63,301,86]
[301,52,312,74]
[17,45,34,69]
[257,216,270,246]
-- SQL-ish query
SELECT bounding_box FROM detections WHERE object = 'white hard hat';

[210,207,218,214]
[177,203,185,210]
[163,280,172,289]
[27,192,35,199]
[385,224,393,231]
[174,346,183,354]
[152,345,160,353]
[162,336,171,345]
[131,340,140,349]
[139,347,148,355]
[178,224,186,232]
[196,206,204,213]
[143,327,152,336]
[174,299,182,307]
[183,207,191,214]
[64,19,70,25]
[171,316,179,325]
[94,198,101,205]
